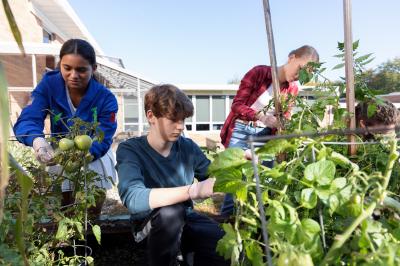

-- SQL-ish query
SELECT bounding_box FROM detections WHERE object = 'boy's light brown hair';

[144,84,194,122]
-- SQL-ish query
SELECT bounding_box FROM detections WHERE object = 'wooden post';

[343,0,357,155]
[262,0,282,133]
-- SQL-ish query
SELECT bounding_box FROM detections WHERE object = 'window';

[212,124,223,130]
[196,124,210,131]
[186,95,193,123]
[196,96,210,122]
[43,29,52,43]
[229,96,234,108]
[124,95,139,131]
[212,96,225,122]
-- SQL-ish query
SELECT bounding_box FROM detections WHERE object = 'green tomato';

[277,252,313,266]
[347,203,362,217]
[74,135,93,151]
[350,194,362,205]
[59,138,74,151]
[277,253,291,266]
[297,253,314,266]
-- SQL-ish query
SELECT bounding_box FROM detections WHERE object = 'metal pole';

[249,137,273,266]
[262,0,282,132]
[343,0,357,155]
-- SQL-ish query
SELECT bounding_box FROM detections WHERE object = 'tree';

[366,58,400,94]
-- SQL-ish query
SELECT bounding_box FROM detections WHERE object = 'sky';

[68,0,400,85]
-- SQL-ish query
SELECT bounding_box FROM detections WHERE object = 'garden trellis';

[256,0,358,264]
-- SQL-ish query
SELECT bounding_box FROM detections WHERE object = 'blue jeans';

[220,121,273,217]
[227,121,272,149]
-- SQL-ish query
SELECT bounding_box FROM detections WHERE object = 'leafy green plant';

[210,43,400,265]
[2,118,106,265]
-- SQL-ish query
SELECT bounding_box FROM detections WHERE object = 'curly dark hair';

[355,99,398,127]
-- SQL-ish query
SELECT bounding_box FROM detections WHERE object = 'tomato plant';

[2,117,105,265]
[211,43,400,265]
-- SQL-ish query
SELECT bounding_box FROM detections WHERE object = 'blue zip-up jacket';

[14,70,118,160]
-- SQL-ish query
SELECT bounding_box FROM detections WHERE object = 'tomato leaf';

[208,148,247,174]
[304,160,336,185]
[301,188,318,209]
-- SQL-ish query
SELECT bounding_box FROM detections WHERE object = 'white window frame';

[122,94,140,132]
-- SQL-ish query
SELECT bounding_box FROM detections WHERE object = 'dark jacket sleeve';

[13,79,49,146]
[116,142,152,214]
[90,91,118,160]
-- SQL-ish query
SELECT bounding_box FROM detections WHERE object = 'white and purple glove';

[258,114,278,128]
[32,137,55,164]
[188,178,216,200]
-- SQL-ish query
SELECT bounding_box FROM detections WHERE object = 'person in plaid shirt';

[220,45,319,216]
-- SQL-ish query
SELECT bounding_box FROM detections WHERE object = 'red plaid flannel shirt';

[220,65,298,148]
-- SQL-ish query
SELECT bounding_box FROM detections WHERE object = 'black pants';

[135,203,229,266]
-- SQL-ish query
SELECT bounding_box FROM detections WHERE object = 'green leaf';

[216,223,241,262]
[56,220,68,240]
[91,107,98,123]
[235,185,248,203]
[213,168,243,193]
[267,200,285,221]
[332,63,345,70]
[52,112,63,124]
[301,188,318,209]
[245,241,264,266]
[355,53,374,64]
[316,187,332,205]
[0,63,10,223]
[208,148,247,174]
[2,0,25,54]
[257,139,295,156]
[301,218,321,236]
[367,103,377,118]
[304,160,336,185]
[299,68,312,85]
[353,40,360,50]
[331,178,347,191]
[337,42,345,51]
[328,194,339,215]
[86,256,94,265]
[392,228,400,241]
[92,224,101,245]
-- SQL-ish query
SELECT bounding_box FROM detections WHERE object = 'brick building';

[1,0,156,143]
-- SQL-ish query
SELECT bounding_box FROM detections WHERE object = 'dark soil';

[88,232,148,266]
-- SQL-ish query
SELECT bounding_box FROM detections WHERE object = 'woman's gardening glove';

[33,137,55,164]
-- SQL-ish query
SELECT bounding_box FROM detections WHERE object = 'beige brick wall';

[0,55,33,87]
[9,91,30,127]
[0,54,53,87]
[0,0,43,43]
